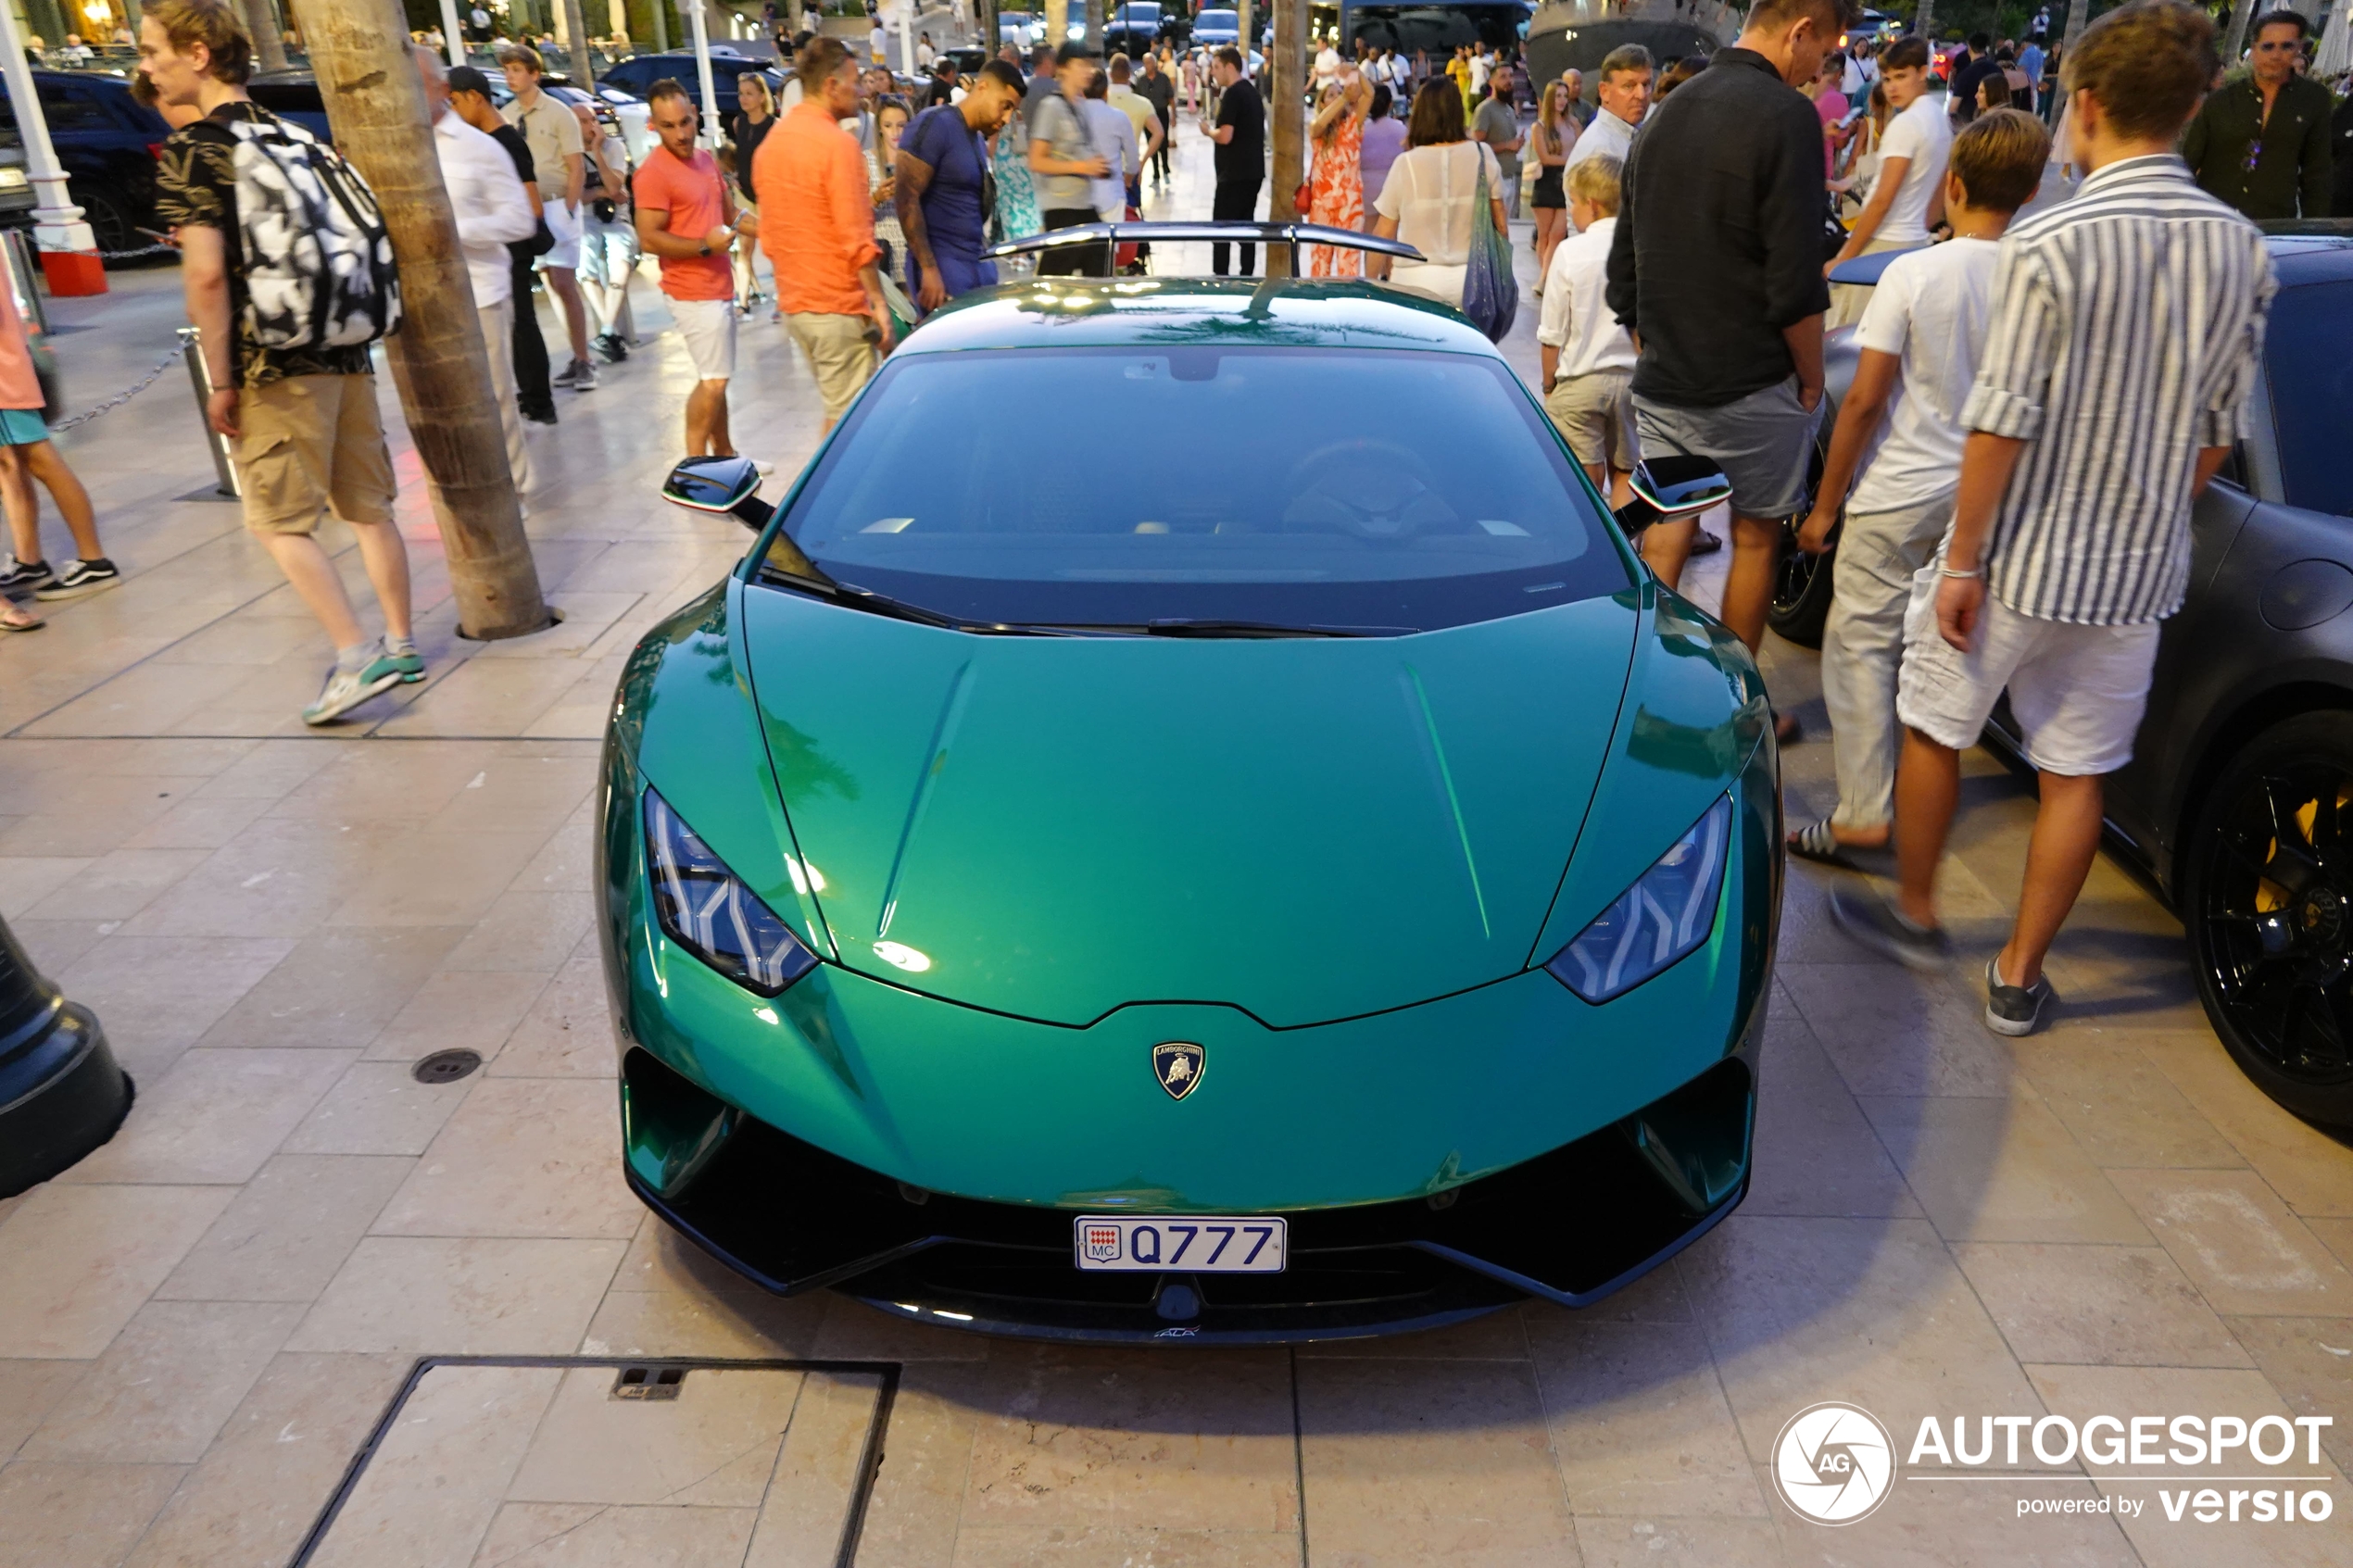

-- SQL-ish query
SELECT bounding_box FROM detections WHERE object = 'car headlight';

[1545,796,1733,1003]
[644,787,819,996]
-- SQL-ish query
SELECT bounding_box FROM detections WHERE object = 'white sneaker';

[302,650,404,726]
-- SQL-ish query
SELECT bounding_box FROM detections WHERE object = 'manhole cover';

[294,1359,892,1567]
[411,1048,483,1085]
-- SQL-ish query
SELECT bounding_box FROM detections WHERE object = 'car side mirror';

[662,456,774,533]
[1614,455,1733,535]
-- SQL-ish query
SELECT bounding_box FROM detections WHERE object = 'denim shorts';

[1633,376,1821,520]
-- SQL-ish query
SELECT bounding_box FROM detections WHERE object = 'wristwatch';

[698,240,713,257]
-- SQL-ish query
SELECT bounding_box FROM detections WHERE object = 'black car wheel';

[2183,711,2353,1127]
[1767,436,1834,649]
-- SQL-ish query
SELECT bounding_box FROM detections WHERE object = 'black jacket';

[2183,74,2334,221]
[1604,47,1831,408]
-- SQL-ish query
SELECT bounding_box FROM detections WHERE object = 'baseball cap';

[447,65,493,96]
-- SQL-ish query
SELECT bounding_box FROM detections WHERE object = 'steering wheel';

[1280,438,1462,541]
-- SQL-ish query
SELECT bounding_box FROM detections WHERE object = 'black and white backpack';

[225,111,402,351]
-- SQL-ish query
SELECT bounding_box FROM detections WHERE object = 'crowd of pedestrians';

[0,0,2311,1047]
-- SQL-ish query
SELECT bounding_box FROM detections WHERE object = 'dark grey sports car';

[1776,228,2353,1127]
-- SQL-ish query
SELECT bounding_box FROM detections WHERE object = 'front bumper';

[623,1043,1753,1344]
[597,721,1778,1341]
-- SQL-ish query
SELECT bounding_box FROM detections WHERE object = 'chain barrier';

[49,344,184,433]
[97,243,181,264]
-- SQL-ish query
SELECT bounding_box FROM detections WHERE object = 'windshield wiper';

[757,569,1082,635]
[1140,619,1416,638]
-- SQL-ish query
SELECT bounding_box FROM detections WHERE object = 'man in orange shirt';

[754,36,897,433]
[635,80,755,458]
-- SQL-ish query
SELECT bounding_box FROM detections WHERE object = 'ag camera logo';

[1773,1401,1896,1524]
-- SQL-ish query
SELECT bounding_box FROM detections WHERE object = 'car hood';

[738,586,1641,1028]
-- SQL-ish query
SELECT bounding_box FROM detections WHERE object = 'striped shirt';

[1962,155,2275,625]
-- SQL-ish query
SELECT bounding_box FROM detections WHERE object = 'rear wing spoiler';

[984,221,1426,274]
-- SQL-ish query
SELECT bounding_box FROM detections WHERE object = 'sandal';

[1786,816,1889,872]
[1774,709,1803,745]
[1,602,42,633]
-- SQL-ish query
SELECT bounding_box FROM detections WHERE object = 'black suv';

[0,70,170,261]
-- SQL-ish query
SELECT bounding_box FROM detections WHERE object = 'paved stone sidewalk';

[0,131,2347,1568]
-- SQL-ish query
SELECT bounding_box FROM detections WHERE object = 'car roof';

[900,277,1501,358]
[2264,232,2353,289]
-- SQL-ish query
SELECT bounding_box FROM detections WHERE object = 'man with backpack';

[143,0,420,725]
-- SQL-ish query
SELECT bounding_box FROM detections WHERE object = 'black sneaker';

[36,558,120,600]
[594,332,629,363]
[1983,955,2057,1036]
[522,404,559,426]
[0,555,52,595]
[1829,884,1952,972]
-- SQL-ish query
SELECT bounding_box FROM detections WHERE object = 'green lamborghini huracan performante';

[598,241,1780,1343]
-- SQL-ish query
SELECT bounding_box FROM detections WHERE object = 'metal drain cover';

[293,1360,889,1566]
[612,1364,686,1400]
[411,1048,482,1085]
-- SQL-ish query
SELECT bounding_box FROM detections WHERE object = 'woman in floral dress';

[1306,69,1371,276]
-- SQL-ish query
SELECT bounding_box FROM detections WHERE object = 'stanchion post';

[179,326,240,498]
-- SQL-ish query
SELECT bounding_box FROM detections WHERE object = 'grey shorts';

[1633,376,1820,520]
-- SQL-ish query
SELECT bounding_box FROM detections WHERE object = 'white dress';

[1371,140,1501,308]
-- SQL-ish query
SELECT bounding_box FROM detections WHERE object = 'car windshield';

[763,345,1628,633]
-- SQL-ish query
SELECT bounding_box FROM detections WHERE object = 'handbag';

[1458,146,1517,343]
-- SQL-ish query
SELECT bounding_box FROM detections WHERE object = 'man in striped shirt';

[1834,1,2275,1037]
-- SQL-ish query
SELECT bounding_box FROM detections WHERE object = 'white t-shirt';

[1315,45,1341,86]
[1847,237,2000,516]
[1536,214,1636,380]
[1874,94,1952,245]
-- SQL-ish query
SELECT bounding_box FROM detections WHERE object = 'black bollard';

[0,914,132,1197]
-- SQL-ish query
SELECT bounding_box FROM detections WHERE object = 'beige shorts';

[786,312,879,426]
[233,372,397,537]
[670,296,737,382]
[1544,369,1638,471]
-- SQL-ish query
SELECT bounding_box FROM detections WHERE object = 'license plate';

[1072,1215,1287,1273]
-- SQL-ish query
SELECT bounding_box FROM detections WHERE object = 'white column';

[441,0,467,64]
[0,0,96,270]
[688,0,720,147]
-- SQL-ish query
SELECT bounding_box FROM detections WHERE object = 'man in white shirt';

[418,46,538,491]
[1565,44,1650,173]
[1315,40,1341,90]
[1538,156,1639,504]
[1825,35,1949,326]
[1082,67,1141,224]
[1793,108,2046,868]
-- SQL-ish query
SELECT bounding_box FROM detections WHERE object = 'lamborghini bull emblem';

[1152,1042,1204,1100]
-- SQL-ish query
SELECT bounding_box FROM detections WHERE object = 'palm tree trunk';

[244,0,289,69]
[2221,0,2257,61]
[1269,0,1303,261]
[290,0,551,640]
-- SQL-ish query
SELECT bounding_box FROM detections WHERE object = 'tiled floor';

[2,129,2348,1566]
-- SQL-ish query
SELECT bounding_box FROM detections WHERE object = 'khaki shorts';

[786,312,879,426]
[1544,369,1638,471]
[233,372,397,537]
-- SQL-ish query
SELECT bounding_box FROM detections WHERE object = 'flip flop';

[1786,816,1890,872]
[0,604,43,633]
